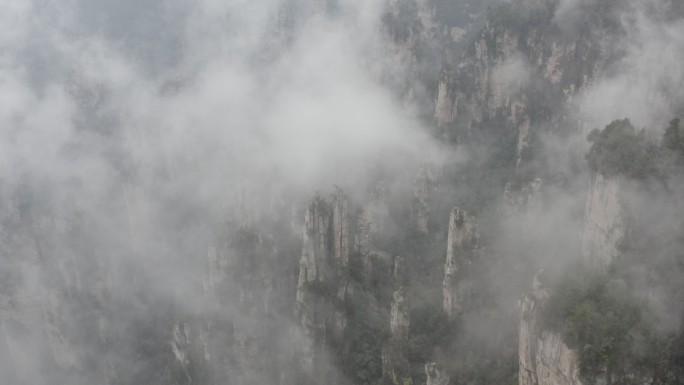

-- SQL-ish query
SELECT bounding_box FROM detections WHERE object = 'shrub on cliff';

[586,118,660,179]
[542,264,666,384]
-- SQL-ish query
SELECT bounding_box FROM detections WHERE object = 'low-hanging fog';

[2,0,684,384]
[0,1,452,383]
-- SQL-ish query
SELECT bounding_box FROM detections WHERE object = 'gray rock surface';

[443,207,479,319]
[581,172,625,270]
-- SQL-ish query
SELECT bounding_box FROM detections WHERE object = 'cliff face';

[382,256,411,385]
[516,172,632,385]
[382,288,410,385]
[295,190,350,380]
[432,4,628,382]
[581,172,625,270]
[0,1,657,384]
[435,3,606,166]
[172,220,298,385]
[425,362,450,385]
[356,182,390,281]
[503,178,543,215]
[443,207,479,319]
[381,0,491,118]
[519,274,583,385]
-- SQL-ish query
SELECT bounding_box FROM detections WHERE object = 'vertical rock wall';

[581,172,625,270]
[435,11,605,166]
[382,256,411,385]
[519,273,583,385]
[443,207,479,319]
[294,190,350,381]
[332,188,350,270]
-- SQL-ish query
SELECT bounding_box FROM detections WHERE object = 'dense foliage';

[542,265,650,383]
[661,118,684,172]
[586,117,684,181]
[543,262,684,385]
[339,281,390,385]
[586,119,661,179]
[538,117,684,384]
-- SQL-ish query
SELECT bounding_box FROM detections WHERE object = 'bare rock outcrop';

[332,188,350,270]
[443,207,479,319]
[295,190,351,379]
[356,182,391,281]
[503,178,543,215]
[581,172,625,270]
[381,256,411,385]
[519,271,583,385]
[170,321,194,384]
[425,362,450,385]
[382,289,410,385]
[435,9,606,167]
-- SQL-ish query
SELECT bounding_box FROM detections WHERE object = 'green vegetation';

[340,289,389,385]
[339,253,393,385]
[543,263,684,385]
[542,265,646,383]
[451,351,518,385]
[661,118,684,172]
[586,117,684,181]
[407,303,450,380]
[538,116,684,384]
[662,118,682,152]
[586,118,660,179]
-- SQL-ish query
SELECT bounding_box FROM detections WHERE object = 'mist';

[2,0,684,385]
[0,1,449,384]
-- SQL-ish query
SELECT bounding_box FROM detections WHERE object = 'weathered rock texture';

[519,272,583,385]
[503,178,544,215]
[443,207,479,319]
[425,362,450,385]
[435,4,607,167]
[332,188,350,269]
[382,288,410,384]
[382,257,410,385]
[0,2,640,385]
[295,190,350,380]
[581,172,625,270]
